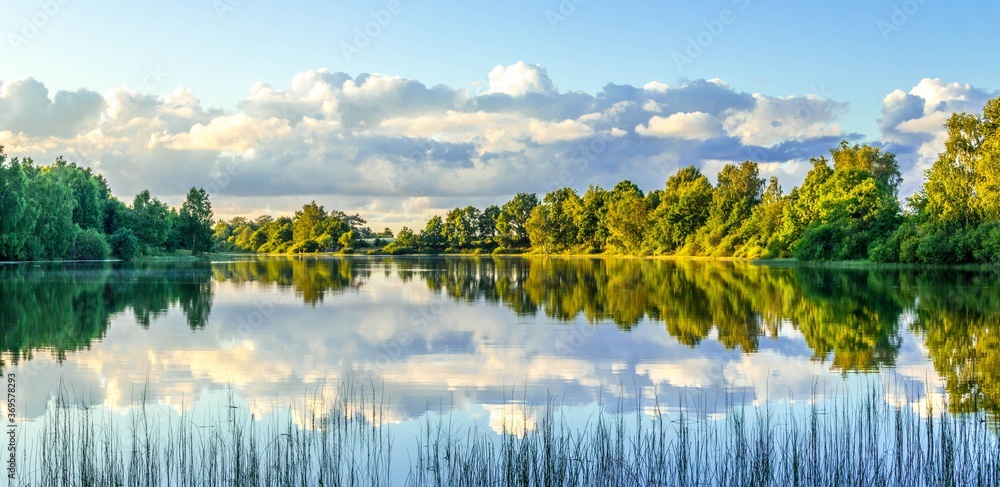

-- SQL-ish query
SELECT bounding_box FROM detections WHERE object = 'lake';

[3,256,999,485]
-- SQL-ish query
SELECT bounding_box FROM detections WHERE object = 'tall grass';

[14,380,1000,486]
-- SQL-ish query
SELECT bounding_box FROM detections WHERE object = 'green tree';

[178,187,214,252]
[0,151,34,260]
[129,189,171,251]
[644,166,713,254]
[109,228,140,260]
[421,215,446,249]
[604,181,647,254]
[496,193,539,247]
[24,168,77,259]
[697,161,764,255]
[478,205,501,245]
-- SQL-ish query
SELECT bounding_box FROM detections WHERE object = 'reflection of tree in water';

[407,257,911,361]
[211,257,367,306]
[0,261,214,366]
[787,267,909,372]
[910,269,1000,419]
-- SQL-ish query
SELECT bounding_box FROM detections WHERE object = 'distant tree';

[644,166,713,254]
[338,229,355,250]
[496,193,539,248]
[129,189,171,250]
[178,187,214,252]
[478,205,501,244]
[605,181,647,254]
[0,151,34,260]
[109,228,140,260]
[68,228,111,260]
[395,226,417,247]
[698,161,765,255]
[420,216,446,249]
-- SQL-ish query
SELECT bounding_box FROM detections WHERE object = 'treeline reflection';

[2,256,998,416]
[0,261,214,365]
[398,257,910,368]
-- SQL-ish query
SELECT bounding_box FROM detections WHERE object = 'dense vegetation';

[0,149,215,260]
[6,95,1000,263]
[210,95,1000,263]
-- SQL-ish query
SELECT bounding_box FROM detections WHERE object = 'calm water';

[2,256,998,482]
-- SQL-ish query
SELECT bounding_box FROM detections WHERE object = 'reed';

[14,379,1000,486]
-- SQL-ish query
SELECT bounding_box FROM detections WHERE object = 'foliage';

[109,228,141,260]
[68,228,111,260]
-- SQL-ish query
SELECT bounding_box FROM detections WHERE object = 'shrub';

[288,239,320,254]
[69,228,111,260]
[109,228,140,260]
[794,223,844,261]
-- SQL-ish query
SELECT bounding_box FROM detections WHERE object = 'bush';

[383,241,414,255]
[109,228,140,260]
[794,223,844,261]
[69,228,111,260]
[973,223,1000,263]
[288,239,320,254]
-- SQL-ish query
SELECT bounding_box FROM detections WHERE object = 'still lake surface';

[2,255,998,482]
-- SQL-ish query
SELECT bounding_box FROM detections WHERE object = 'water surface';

[2,256,998,482]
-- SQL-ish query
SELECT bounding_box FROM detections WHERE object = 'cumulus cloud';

[636,112,721,140]
[485,61,556,96]
[3,63,980,228]
[878,78,999,197]
[0,78,105,137]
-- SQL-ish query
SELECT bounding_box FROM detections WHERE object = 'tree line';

[333,94,1000,264]
[5,94,999,263]
[0,149,215,261]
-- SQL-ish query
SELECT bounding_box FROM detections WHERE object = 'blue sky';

[2,0,999,227]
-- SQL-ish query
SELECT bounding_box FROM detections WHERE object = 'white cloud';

[723,93,845,146]
[878,78,998,197]
[5,67,989,228]
[485,61,556,96]
[635,111,721,140]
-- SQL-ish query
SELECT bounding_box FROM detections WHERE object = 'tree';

[338,229,355,250]
[605,181,647,254]
[525,188,582,253]
[698,161,764,255]
[129,189,171,250]
[444,206,480,248]
[575,185,610,252]
[420,215,446,249]
[734,177,786,257]
[644,166,713,254]
[496,193,539,247]
[178,187,214,252]
[293,201,329,244]
[478,205,500,245]
[68,228,111,260]
[0,151,34,260]
[829,140,902,195]
[109,228,140,260]
[396,226,417,247]
[24,168,76,259]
